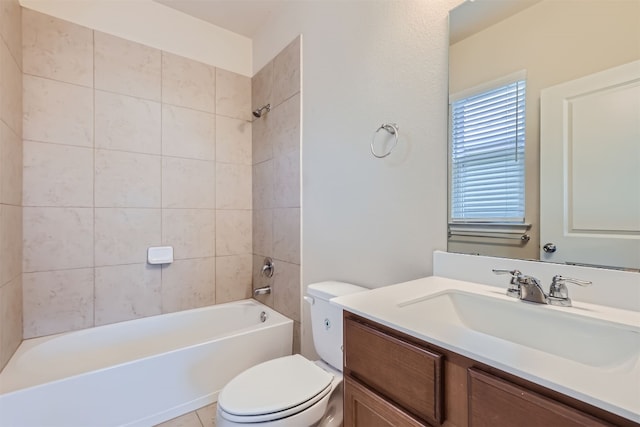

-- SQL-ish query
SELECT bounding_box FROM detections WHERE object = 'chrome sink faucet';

[493,269,547,304]
[492,270,591,307]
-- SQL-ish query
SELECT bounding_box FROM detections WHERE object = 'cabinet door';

[468,369,613,427]
[344,377,427,427]
[344,318,443,425]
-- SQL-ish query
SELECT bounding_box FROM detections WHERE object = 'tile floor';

[155,403,217,427]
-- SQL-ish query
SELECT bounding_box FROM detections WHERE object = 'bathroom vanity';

[333,275,640,427]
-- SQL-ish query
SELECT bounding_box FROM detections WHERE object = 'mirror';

[448,0,640,270]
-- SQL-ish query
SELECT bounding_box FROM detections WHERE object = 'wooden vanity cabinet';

[468,368,612,427]
[343,311,638,427]
[344,376,427,427]
[344,316,443,426]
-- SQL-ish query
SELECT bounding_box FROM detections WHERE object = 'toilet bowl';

[216,282,367,427]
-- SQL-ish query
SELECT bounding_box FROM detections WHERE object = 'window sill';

[448,222,531,241]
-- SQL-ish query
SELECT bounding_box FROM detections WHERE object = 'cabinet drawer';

[344,318,443,425]
[468,368,613,427]
[344,377,427,427]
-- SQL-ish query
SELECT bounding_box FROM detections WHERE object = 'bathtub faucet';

[254,286,271,296]
[261,257,274,278]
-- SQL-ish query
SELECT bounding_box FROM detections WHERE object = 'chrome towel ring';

[371,123,399,158]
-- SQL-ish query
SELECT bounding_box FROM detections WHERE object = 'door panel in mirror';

[540,60,640,269]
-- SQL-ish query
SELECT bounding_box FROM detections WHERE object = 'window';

[450,74,526,224]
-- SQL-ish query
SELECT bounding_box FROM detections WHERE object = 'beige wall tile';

[252,254,273,308]
[22,9,93,87]
[216,68,251,121]
[162,157,215,208]
[0,0,22,67]
[252,59,299,163]
[273,208,300,264]
[271,93,300,156]
[252,208,272,257]
[274,150,300,208]
[0,121,21,205]
[162,105,215,161]
[216,163,251,209]
[162,209,215,259]
[95,149,161,208]
[274,261,300,322]
[252,160,274,210]
[23,207,93,272]
[94,31,161,101]
[23,75,93,147]
[162,257,215,313]
[95,263,161,325]
[95,208,161,266]
[156,411,202,427]
[162,52,216,113]
[1,37,22,135]
[272,36,301,107]
[292,321,301,354]
[196,403,218,427]
[252,114,272,165]
[0,274,22,369]
[23,140,93,207]
[216,254,252,303]
[216,115,251,165]
[23,268,94,338]
[0,0,21,367]
[252,60,273,112]
[95,90,161,155]
[216,209,251,256]
[0,204,21,284]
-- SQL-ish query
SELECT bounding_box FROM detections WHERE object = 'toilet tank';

[307,281,368,371]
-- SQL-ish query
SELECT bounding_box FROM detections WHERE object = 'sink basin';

[398,290,640,368]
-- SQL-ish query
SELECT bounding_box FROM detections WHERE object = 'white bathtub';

[0,299,292,427]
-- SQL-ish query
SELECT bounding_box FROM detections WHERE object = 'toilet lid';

[218,354,333,417]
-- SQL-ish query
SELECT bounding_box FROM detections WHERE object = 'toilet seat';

[218,354,334,423]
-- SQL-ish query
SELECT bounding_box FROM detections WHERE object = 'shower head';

[252,104,271,118]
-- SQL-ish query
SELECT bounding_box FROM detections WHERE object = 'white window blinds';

[450,78,526,223]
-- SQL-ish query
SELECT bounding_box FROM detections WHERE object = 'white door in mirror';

[540,60,640,270]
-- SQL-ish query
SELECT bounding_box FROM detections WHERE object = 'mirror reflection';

[448,0,640,270]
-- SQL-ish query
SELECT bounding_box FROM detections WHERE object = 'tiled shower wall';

[21,9,253,338]
[0,0,23,369]
[251,37,302,353]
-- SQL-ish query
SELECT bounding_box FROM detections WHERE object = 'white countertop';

[332,276,640,423]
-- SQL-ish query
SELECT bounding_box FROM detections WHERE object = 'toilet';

[216,281,367,427]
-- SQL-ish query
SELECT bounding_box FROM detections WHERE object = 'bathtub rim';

[0,298,292,396]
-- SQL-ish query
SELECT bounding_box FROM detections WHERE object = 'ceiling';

[155,0,542,44]
[154,0,287,38]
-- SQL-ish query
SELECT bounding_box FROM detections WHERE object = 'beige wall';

[0,0,23,370]
[449,0,640,260]
[21,9,253,338]
[251,37,301,354]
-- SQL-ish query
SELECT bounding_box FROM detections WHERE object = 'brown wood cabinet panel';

[344,377,428,427]
[468,368,613,427]
[344,317,443,425]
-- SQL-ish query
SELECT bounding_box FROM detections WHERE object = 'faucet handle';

[492,269,523,283]
[492,269,523,298]
[548,275,592,307]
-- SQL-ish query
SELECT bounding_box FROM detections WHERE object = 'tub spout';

[253,286,271,296]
